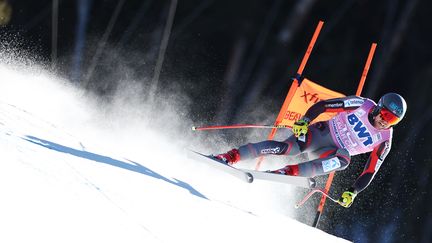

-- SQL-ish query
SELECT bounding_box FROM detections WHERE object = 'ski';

[241,169,316,189]
[187,150,254,183]
[187,150,315,188]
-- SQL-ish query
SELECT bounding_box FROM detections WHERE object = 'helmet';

[371,93,407,126]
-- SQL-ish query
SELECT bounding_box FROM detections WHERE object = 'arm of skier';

[302,95,365,122]
[351,140,392,194]
[338,140,391,208]
[292,96,365,137]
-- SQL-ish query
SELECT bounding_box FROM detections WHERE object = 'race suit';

[237,96,392,193]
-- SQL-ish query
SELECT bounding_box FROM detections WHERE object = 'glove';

[338,190,357,208]
[292,119,309,137]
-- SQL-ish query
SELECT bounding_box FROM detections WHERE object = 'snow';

[0,63,350,243]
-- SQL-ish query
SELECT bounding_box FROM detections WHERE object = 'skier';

[214,93,407,208]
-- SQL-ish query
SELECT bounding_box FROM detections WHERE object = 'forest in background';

[1,0,431,241]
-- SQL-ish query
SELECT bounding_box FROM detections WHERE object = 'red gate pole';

[255,21,324,170]
[312,43,377,227]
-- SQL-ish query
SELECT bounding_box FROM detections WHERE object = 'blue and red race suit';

[237,96,392,193]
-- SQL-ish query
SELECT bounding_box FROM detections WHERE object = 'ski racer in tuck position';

[214,93,407,208]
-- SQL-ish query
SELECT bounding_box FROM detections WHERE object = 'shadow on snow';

[22,135,207,199]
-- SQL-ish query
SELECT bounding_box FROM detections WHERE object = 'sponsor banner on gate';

[279,78,345,127]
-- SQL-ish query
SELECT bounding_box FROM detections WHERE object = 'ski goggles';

[379,107,401,126]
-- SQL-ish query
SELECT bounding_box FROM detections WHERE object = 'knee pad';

[335,148,351,169]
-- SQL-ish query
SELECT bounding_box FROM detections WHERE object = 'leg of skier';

[271,147,351,177]
[215,122,330,166]
[215,121,351,177]
[214,135,302,165]
[269,122,351,177]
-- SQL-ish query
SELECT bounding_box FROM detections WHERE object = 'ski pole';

[191,124,291,131]
[295,189,343,208]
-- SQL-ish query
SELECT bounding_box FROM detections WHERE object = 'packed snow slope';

[0,63,350,243]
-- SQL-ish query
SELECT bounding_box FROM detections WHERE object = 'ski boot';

[267,165,299,176]
[214,149,241,165]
